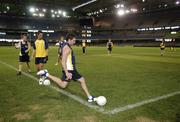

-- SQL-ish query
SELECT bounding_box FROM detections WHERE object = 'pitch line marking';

[0,60,105,114]
[0,60,180,115]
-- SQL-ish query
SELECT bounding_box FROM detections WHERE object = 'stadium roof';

[0,0,179,18]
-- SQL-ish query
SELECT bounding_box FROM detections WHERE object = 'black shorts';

[35,57,47,64]
[19,55,30,62]
[61,70,82,82]
[108,48,112,51]
[161,48,165,50]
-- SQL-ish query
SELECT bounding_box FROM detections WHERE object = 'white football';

[43,79,50,86]
[96,96,107,106]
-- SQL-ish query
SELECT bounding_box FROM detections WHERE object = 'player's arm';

[111,42,113,47]
[25,42,31,53]
[15,41,21,49]
[31,42,36,59]
[106,42,108,48]
[61,45,72,79]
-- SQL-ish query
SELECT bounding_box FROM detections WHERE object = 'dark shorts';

[161,48,165,50]
[19,55,30,62]
[35,57,47,64]
[108,47,112,51]
[61,70,82,82]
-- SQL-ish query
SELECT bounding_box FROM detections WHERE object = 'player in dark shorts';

[37,34,95,102]
[82,40,86,55]
[106,38,113,55]
[15,34,31,75]
[160,40,165,56]
[32,31,48,71]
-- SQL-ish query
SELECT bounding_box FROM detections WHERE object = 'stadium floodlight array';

[137,26,180,31]
[29,6,68,18]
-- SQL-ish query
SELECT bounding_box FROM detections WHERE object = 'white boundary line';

[0,60,105,114]
[104,91,180,115]
[0,60,180,115]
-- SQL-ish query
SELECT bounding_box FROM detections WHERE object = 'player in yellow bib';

[32,31,48,71]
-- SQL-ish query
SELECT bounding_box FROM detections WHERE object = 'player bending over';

[37,34,95,102]
[15,34,31,75]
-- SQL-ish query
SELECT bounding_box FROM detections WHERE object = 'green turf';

[0,46,180,122]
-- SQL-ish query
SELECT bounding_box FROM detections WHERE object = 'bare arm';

[25,42,31,53]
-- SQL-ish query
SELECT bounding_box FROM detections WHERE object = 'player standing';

[82,40,86,55]
[106,38,113,55]
[160,40,165,56]
[32,31,48,71]
[37,34,95,102]
[16,34,31,75]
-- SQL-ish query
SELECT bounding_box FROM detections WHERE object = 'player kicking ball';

[37,34,95,102]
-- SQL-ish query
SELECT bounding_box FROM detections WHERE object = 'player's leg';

[36,63,43,71]
[84,47,86,54]
[26,56,31,72]
[78,77,91,97]
[17,62,23,75]
[35,57,46,71]
[26,62,31,73]
[37,70,68,88]
[110,48,112,54]
[48,74,68,88]
[77,77,95,102]
[108,48,110,55]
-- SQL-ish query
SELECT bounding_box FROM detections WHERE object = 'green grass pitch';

[0,46,180,122]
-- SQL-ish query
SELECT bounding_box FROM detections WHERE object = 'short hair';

[37,31,43,35]
[21,34,27,38]
[66,33,75,41]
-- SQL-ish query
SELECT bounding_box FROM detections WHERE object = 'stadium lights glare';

[120,4,124,8]
[29,7,35,13]
[125,10,130,13]
[130,8,138,12]
[42,9,46,12]
[39,13,44,17]
[62,11,66,16]
[58,10,62,14]
[33,13,38,16]
[117,9,125,16]
[0,32,6,35]
[176,1,180,5]
[171,31,177,34]
[115,4,120,8]
[142,0,145,2]
[51,10,54,13]
[6,6,10,11]
[72,0,97,11]
[52,14,55,18]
